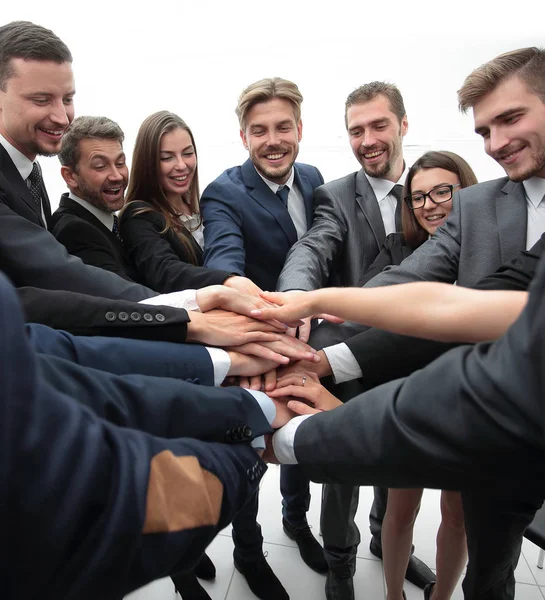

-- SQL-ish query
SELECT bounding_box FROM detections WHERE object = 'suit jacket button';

[242,426,252,439]
[143,313,153,322]
[130,312,141,322]
[155,313,166,322]
[118,311,129,322]
[105,311,116,322]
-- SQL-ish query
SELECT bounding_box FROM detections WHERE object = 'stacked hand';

[268,371,342,415]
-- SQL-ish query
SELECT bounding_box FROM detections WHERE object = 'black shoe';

[369,537,436,590]
[424,582,435,600]
[325,566,354,600]
[194,553,216,580]
[171,572,212,600]
[234,552,289,600]
[282,518,328,574]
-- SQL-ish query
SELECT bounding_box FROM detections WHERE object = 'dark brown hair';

[345,81,406,127]
[402,151,478,249]
[124,110,200,265]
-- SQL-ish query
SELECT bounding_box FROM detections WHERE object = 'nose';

[422,194,436,211]
[173,155,188,171]
[487,126,510,155]
[108,166,124,181]
[49,99,70,127]
[361,131,377,148]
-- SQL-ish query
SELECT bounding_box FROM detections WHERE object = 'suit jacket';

[342,232,545,392]
[310,177,529,348]
[201,159,324,290]
[0,145,155,302]
[120,200,231,293]
[294,250,545,495]
[50,194,141,282]
[1,271,269,600]
[359,232,413,286]
[26,322,214,386]
[18,286,192,342]
[277,169,388,291]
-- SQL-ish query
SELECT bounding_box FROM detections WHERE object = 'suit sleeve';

[358,235,397,286]
[0,202,154,301]
[26,323,214,386]
[277,185,347,291]
[120,204,230,292]
[201,180,247,275]
[53,217,134,281]
[18,286,190,342]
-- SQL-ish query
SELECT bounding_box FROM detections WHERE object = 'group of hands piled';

[187,276,344,443]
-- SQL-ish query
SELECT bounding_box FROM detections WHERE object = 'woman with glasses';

[361,150,478,600]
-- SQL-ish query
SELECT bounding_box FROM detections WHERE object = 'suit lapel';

[293,165,314,231]
[496,180,527,263]
[58,195,118,241]
[241,159,298,246]
[355,169,386,248]
[0,145,48,227]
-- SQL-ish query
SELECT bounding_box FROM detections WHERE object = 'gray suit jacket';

[277,169,387,291]
[311,177,528,347]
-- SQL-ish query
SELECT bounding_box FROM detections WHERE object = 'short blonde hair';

[458,47,545,113]
[236,77,303,130]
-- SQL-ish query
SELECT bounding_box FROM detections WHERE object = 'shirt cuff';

[272,415,313,464]
[204,347,231,386]
[139,290,200,311]
[323,343,362,384]
[245,389,277,450]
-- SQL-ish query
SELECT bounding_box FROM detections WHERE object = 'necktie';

[391,184,404,232]
[27,162,43,209]
[112,214,122,241]
[276,185,290,208]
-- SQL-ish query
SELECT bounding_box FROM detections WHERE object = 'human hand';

[227,352,279,379]
[251,290,344,326]
[275,351,333,380]
[262,434,279,464]
[186,309,282,347]
[227,336,320,365]
[268,371,342,414]
[223,275,263,297]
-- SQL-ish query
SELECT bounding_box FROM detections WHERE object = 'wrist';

[315,350,332,377]
[186,312,205,343]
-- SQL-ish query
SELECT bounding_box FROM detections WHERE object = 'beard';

[505,146,545,182]
[77,179,125,213]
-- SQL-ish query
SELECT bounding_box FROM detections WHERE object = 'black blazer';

[50,194,140,283]
[120,201,231,293]
[343,233,545,392]
[18,286,191,342]
[0,143,51,228]
[359,233,414,286]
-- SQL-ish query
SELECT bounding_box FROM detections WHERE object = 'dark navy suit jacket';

[1,272,270,600]
[201,159,323,290]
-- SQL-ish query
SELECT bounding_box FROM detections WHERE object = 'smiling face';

[62,138,128,213]
[240,97,302,184]
[473,76,545,182]
[0,58,75,160]
[347,94,407,182]
[158,127,197,206]
[410,167,459,235]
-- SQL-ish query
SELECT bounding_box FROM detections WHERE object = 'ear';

[297,119,303,142]
[240,128,249,150]
[61,165,78,188]
[400,115,408,137]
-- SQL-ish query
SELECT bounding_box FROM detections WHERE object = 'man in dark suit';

[50,115,139,281]
[277,47,545,600]
[200,77,326,599]
[276,81,433,600]
[0,269,283,600]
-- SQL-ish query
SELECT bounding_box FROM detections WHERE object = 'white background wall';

[2,0,544,209]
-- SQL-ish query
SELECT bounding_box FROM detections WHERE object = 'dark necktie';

[112,214,122,241]
[276,185,290,208]
[27,162,43,209]
[391,184,404,232]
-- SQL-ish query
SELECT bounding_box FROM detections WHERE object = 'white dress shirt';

[179,213,204,248]
[69,192,115,230]
[257,169,308,239]
[0,133,48,227]
[523,177,545,249]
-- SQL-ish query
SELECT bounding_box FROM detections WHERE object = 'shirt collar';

[364,164,409,203]
[0,133,35,180]
[256,167,295,194]
[68,192,115,231]
[523,176,545,208]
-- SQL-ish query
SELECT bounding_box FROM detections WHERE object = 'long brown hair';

[124,110,200,264]
[402,151,478,249]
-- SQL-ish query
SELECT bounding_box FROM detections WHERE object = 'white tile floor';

[126,465,545,600]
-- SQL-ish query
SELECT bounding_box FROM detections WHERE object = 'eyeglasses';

[405,184,461,210]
